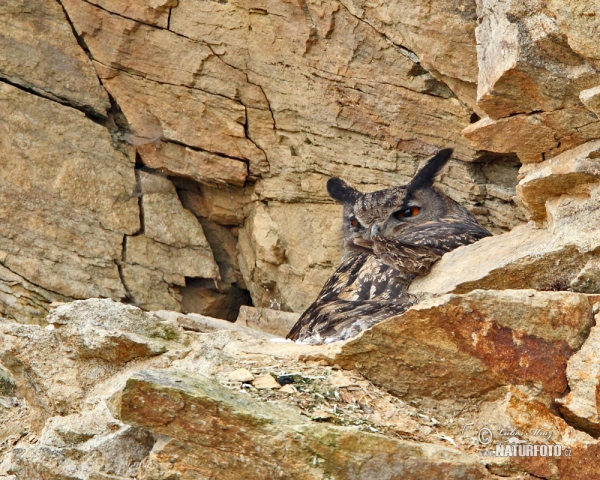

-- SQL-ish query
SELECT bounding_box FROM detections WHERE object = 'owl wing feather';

[287,218,491,343]
[397,219,491,253]
[286,253,418,343]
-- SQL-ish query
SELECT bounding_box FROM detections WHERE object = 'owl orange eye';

[350,217,361,228]
[394,206,421,219]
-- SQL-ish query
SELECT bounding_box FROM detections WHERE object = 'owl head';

[327,149,481,254]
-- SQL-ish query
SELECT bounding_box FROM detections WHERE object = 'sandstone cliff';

[1,0,600,478]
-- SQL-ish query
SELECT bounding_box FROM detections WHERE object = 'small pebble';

[279,384,296,394]
[228,368,255,383]
[252,374,280,389]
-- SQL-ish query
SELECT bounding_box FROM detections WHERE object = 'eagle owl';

[287,149,491,344]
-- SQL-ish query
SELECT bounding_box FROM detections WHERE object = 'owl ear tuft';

[327,178,359,204]
[406,148,453,194]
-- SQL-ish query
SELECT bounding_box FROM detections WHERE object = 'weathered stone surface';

[28,0,526,321]
[330,290,595,400]
[177,182,249,227]
[517,141,600,222]
[62,0,269,173]
[330,0,480,109]
[119,368,492,479]
[0,82,139,323]
[480,386,600,480]
[2,404,154,480]
[238,202,342,312]
[581,85,600,119]
[227,368,255,383]
[0,299,182,430]
[236,305,300,337]
[137,141,248,187]
[85,0,176,28]
[7,0,600,476]
[252,373,280,390]
[152,309,273,340]
[126,235,215,280]
[100,64,267,170]
[547,0,600,70]
[0,0,109,115]
[557,323,600,437]
[196,218,244,286]
[571,258,600,293]
[122,171,218,311]
[166,0,501,173]
[120,264,183,312]
[476,0,600,119]
[463,108,600,160]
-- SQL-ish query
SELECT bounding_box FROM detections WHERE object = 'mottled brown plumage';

[287,149,491,344]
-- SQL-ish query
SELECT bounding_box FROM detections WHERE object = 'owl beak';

[370,224,380,238]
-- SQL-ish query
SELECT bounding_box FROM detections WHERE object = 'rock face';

[0,300,530,478]
[557,324,600,437]
[0,0,597,327]
[0,82,138,324]
[3,0,600,477]
[0,0,109,115]
[1,299,600,478]
[329,290,596,400]
[0,0,539,324]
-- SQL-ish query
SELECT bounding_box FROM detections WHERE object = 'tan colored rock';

[236,306,300,337]
[227,368,255,383]
[279,384,296,394]
[0,299,182,430]
[136,170,217,268]
[120,264,183,312]
[328,371,353,388]
[167,0,491,171]
[100,64,267,168]
[121,171,218,312]
[61,0,269,173]
[547,0,600,70]
[517,141,600,222]
[62,0,213,88]
[0,82,139,322]
[2,403,154,479]
[197,218,244,286]
[330,290,595,400]
[238,202,342,312]
[85,0,176,27]
[119,368,493,479]
[473,386,600,479]
[0,0,109,115]
[164,310,273,340]
[126,235,217,279]
[581,85,600,119]
[463,116,558,158]
[252,374,280,390]
[571,258,600,293]
[475,0,599,119]
[327,0,480,109]
[137,141,248,187]
[408,224,575,295]
[556,323,600,437]
[178,182,249,227]
[463,108,600,160]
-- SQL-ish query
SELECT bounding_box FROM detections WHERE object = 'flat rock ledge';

[1,297,600,479]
